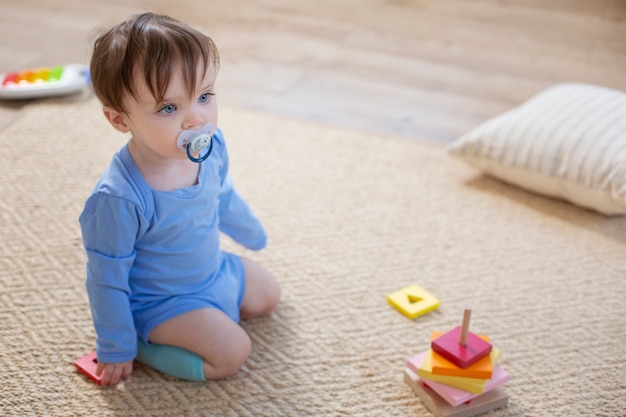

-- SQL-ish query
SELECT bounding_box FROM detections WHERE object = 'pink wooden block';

[404,368,509,417]
[431,326,492,368]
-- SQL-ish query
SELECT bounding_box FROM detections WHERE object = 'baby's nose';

[183,114,204,130]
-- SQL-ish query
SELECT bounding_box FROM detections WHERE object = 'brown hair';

[90,13,220,113]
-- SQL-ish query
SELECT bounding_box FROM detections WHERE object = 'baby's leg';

[136,338,205,381]
[239,257,281,320]
[149,308,252,379]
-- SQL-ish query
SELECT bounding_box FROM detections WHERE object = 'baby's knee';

[230,334,252,367]
[204,333,252,378]
[265,281,281,313]
[259,277,281,316]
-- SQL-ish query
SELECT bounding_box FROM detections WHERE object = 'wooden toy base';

[404,368,508,417]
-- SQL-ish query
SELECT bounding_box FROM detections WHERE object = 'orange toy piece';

[408,349,496,393]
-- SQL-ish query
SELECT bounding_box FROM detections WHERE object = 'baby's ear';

[103,106,130,133]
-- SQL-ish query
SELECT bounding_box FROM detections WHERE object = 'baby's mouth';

[176,122,215,163]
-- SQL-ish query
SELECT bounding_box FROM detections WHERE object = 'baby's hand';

[96,359,133,386]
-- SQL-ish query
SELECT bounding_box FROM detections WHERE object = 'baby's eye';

[198,92,214,103]
[158,104,177,114]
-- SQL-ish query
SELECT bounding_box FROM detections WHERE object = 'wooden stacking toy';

[404,309,510,417]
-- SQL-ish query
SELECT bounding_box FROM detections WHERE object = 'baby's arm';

[80,193,143,377]
[218,175,267,250]
[214,130,267,249]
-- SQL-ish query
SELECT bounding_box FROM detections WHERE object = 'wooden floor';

[1,0,625,143]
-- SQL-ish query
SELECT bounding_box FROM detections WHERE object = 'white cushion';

[447,83,626,215]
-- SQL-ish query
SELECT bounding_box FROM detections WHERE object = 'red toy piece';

[74,351,102,385]
[431,309,492,369]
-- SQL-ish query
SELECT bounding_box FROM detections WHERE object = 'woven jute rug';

[1,96,624,416]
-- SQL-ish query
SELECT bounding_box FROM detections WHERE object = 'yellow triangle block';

[387,285,440,319]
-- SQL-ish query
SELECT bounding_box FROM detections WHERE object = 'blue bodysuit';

[79,128,266,364]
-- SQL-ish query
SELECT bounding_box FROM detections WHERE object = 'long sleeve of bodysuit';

[79,190,147,363]
[215,129,267,250]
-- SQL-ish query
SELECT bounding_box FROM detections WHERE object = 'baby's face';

[121,61,218,161]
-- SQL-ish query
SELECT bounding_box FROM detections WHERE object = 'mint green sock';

[135,338,206,381]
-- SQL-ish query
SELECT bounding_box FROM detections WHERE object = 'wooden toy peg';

[460,308,471,346]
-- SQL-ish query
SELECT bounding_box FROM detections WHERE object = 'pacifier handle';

[177,122,215,163]
[186,137,213,163]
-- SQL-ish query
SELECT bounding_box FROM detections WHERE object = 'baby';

[80,12,280,386]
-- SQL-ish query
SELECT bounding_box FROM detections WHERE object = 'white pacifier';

[176,122,215,163]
